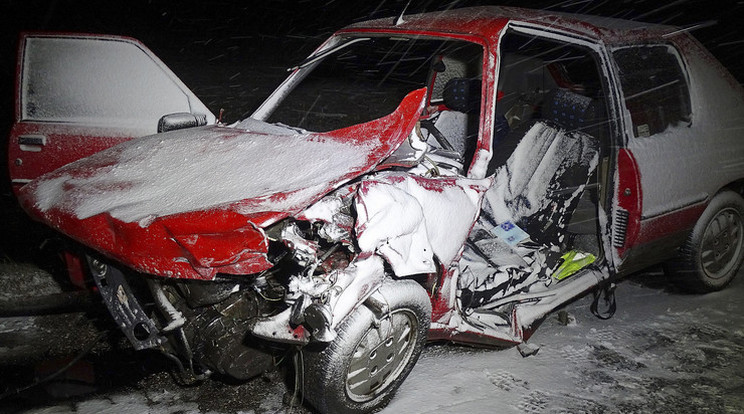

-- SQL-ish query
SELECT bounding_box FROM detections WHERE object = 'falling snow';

[2,1,744,414]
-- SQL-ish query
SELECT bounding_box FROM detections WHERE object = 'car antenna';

[394,0,412,25]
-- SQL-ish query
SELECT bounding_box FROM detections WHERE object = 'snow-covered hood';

[19,88,426,280]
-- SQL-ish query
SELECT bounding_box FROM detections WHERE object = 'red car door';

[8,32,215,192]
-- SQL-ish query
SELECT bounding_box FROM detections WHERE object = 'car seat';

[426,78,481,166]
[482,121,599,246]
[458,90,601,309]
[482,88,600,246]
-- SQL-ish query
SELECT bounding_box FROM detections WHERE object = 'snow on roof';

[343,6,677,45]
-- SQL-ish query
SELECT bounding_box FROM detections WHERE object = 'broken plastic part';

[517,342,540,357]
[281,222,319,267]
[303,303,336,342]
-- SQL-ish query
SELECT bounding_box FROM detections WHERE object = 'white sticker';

[637,124,650,137]
[493,221,530,246]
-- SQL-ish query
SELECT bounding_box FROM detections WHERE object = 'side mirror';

[157,113,208,133]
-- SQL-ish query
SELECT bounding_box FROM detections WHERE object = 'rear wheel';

[301,279,431,414]
[668,190,744,292]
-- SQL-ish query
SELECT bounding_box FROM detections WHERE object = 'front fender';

[354,173,492,275]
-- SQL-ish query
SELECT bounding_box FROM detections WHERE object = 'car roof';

[342,6,680,46]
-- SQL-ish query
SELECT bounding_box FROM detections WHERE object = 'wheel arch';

[720,178,744,199]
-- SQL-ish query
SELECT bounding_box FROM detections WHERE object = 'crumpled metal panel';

[18,89,427,279]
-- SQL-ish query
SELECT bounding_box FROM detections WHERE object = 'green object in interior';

[553,250,596,281]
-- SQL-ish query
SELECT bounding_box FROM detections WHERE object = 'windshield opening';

[263,36,483,132]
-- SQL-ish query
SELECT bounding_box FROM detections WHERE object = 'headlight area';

[85,215,357,382]
[251,217,357,344]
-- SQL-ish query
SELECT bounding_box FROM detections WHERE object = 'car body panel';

[8,32,215,192]
[355,173,491,276]
[17,89,426,279]
[344,6,678,47]
[612,35,744,269]
[10,7,744,353]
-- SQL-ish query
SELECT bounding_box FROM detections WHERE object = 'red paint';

[372,173,463,193]
[429,266,454,323]
[63,250,87,290]
[9,32,209,194]
[8,122,133,194]
[343,6,681,48]
[428,327,520,348]
[18,89,426,280]
[615,148,642,257]
[634,202,707,246]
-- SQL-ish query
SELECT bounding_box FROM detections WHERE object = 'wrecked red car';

[9,6,744,414]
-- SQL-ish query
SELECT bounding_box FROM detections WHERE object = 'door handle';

[18,134,47,152]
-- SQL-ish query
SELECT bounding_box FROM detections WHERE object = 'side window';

[613,45,691,138]
[21,36,192,129]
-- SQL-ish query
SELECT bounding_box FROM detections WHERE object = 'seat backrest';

[442,78,481,113]
[487,88,601,177]
[543,88,595,133]
[434,78,482,167]
[482,121,599,246]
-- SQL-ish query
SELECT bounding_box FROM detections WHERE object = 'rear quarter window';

[613,45,691,138]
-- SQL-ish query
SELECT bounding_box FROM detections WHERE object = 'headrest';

[543,89,594,131]
[443,78,481,113]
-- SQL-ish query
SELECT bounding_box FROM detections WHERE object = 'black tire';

[668,190,744,292]
[301,279,431,414]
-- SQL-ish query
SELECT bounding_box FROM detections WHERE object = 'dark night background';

[0,0,741,259]
[2,0,744,129]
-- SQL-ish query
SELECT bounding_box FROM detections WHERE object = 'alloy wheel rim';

[700,207,743,280]
[345,309,418,402]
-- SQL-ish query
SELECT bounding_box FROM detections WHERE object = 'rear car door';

[8,32,215,192]
[610,43,699,269]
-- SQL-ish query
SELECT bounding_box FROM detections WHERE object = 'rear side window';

[21,36,192,129]
[613,45,691,138]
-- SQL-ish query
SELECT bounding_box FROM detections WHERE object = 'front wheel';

[668,190,744,292]
[301,279,431,414]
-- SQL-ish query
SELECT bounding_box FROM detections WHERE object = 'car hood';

[19,88,426,280]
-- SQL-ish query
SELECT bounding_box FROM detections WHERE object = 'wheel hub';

[345,309,417,402]
[701,207,743,279]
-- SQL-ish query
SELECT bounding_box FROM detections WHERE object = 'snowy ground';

[1,262,742,414]
[387,271,744,414]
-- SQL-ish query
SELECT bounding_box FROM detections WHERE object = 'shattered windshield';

[262,36,483,132]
